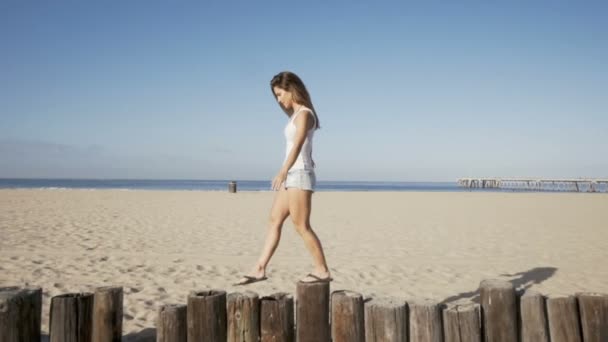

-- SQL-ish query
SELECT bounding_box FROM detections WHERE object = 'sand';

[1,189,607,340]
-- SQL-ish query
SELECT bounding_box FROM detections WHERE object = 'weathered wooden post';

[0,286,42,342]
[479,279,517,342]
[442,303,481,342]
[331,290,364,342]
[157,304,186,342]
[576,292,608,342]
[409,299,443,342]
[520,291,549,342]
[92,286,123,342]
[229,181,237,193]
[546,294,582,342]
[227,291,259,342]
[50,292,94,342]
[187,290,227,342]
[296,281,330,342]
[364,297,407,342]
[260,292,294,342]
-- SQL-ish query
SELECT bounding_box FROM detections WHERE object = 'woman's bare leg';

[238,186,290,281]
[287,188,330,280]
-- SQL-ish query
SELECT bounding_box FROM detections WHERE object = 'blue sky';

[1,2,607,181]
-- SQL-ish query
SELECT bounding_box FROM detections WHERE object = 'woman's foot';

[299,270,332,283]
[233,264,266,286]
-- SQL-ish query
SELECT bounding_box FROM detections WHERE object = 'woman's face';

[273,86,295,110]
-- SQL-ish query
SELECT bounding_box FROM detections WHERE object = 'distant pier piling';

[457,178,608,192]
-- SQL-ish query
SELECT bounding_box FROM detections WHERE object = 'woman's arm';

[271,110,313,190]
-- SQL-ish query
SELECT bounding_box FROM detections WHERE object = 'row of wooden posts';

[1,279,607,341]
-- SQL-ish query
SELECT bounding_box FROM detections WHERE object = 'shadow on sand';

[440,266,557,305]
[41,328,157,342]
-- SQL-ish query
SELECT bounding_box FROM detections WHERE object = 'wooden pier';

[458,178,608,193]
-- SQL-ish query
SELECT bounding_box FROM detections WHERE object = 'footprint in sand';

[196,265,204,271]
[129,287,142,294]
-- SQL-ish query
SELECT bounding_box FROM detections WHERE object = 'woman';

[234,71,332,285]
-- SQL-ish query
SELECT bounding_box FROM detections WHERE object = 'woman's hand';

[271,169,288,191]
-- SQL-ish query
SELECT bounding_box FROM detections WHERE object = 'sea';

[0,178,474,192]
[0,178,598,193]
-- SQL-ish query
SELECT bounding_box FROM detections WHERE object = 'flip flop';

[233,275,268,286]
[299,273,333,283]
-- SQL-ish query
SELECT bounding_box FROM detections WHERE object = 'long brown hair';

[270,71,321,130]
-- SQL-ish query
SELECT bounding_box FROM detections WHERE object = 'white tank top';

[284,106,317,171]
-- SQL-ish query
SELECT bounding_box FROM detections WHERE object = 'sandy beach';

[1,189,607,339]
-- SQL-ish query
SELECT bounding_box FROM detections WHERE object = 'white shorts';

[284,169,316,192]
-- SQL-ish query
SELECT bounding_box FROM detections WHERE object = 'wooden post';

[520,291,549,342]
[260,292,295,342]
[479,279,517,342]
[442,304,481,342]
[50,292,94,342]
[364,297,407,342]
[229,181,237,193]
[260,293,294,342]
[157,304,186,342]
[546,294,582,342]
[409,299,443,342]
[0,286,42,342]
[227,291,259,342]
[331,290,364,342]
[296,281,330,342]
[576,292,608,342]
[92,286,123,342]
[187,290,227,342]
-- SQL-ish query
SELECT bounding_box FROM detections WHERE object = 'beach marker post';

[546,294,583,342]
[260,293,294,342]
[363,297,407,342]
[331,290,364,342]
[92,286,123,342]
[442,303,481,342]
[157,303,187,342]
[49,292,94,342]
[0,286,42,342]
[479,280,517,342]
[227,291,260,342]
[519,291,549,342]
[296,281,330,342]
[187,290,227,342]
[409,299,443,342]
[576,292,608,342]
